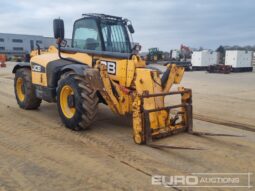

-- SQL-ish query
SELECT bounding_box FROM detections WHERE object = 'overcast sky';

[0,0,254,51]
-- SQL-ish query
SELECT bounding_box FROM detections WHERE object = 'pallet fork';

[133,88,243,150]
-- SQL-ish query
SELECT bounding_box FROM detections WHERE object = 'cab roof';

[81,13,127,24]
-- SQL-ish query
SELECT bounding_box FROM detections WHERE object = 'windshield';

[73,19,102,51]
[101,22,131,53]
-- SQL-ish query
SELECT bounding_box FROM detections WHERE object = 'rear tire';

[14,68,42,109]
[57,72,98,131]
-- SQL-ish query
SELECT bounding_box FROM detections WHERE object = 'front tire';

[57,72,98,131]
[14,68,42,109]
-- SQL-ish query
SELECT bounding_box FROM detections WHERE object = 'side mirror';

[128,24,135,34]
[53,19,65,40]
[132,44,142,54]
[133,44,141,51]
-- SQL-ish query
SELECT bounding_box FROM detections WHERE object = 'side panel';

[31,62,48,86]
[96,57,136,87]
[31,53,60,86]
[30,52,92,87]
[99,58,127,86]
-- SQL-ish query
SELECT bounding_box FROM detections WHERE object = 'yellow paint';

[30,45,58,58]
[16,77,25,102]
[31,72,47,86]
[27,45,191,144]
[63,52,92,67]
[134,68,168,130]
[60,85,76,119]
[163,64,184,93]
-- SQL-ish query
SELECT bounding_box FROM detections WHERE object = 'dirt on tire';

[57,72,98,131]
[14,68,41,109]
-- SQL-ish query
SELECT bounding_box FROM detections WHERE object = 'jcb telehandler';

[13,14,236,147]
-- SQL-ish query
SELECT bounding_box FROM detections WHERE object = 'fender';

[60,64,89,77]
[12,62,31,73]
[46,58,89,88]
[36,62,90,103]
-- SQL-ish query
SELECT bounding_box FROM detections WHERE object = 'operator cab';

[72,14,135,53]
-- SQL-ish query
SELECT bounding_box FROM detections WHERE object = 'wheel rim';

[60,85,76,119]
[16,77,25,102]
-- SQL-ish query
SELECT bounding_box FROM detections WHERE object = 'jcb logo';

[101,61,116,75]
[32,65,42,72]
[31,63,45,72]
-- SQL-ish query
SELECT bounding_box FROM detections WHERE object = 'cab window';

[101,22,131,53]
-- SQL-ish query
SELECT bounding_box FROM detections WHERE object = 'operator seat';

[84,38,99,50]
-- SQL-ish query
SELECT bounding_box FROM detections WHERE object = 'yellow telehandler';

[13,14,236,148]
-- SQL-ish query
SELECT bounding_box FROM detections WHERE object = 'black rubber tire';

[14,68,42,109]
[57,72,98,131]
